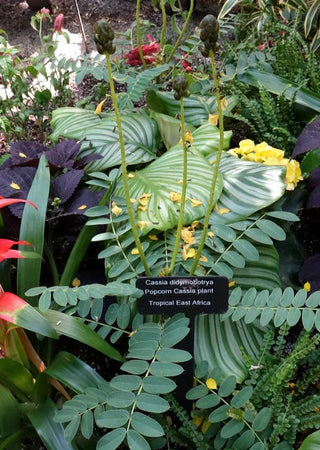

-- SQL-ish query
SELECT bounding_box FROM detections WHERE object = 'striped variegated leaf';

[209,154,286,224]
[115,145,223,235]
[50,108,158,171]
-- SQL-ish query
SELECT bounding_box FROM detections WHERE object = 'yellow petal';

[304,281,311,292]
[129,329,137,337]
[191,220,199,228]
[206,378,217,390]
[77,204,87,210]
[139,193,152,206]
[128,173,135,178]
[193,416,204,427]
[137,221,150,230]
[199,255,208,262]
[209,159,216,165]
[170,192,182,202]
[181,228,195,244]
[201,419,211,434]
[178,179,184,184]
[148,234,158,240]
[94,98,106,114]
[218,207,230,215]
[131,247,139,255]
[10,182,20,190]
[130,198,137,203]
[221,97,228,110]
[179,131,194,146]
[111,202,122,216]
[158,266,170,276]
[138,206,148,212]
[208,231,214,239]
[72,277,81,287]
[190,198,203,207]
[229,280,235,287]
[19,152,27,158]
[186,248,196,259]
[214,203,219,211]
[208,113,219,126]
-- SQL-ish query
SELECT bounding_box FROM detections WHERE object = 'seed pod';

[199,14,219,56]
[94,19,116,55]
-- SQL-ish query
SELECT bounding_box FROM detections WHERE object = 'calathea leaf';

[115,144,223,235]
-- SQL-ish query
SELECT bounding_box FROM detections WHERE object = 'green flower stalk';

[190,16,223,275]
[159,0,167,49]
[136,0,147,69]
[94,20,151,276]
[169,75,190,273]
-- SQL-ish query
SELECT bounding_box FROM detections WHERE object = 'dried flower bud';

[199,14,219,57]
[172,74,190,100]
[94,19,115,55]
[53,13,64,33]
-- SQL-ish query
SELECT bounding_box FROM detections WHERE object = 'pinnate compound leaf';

[136,393,170,413]
[127,429,151,450]
[131,412,164,437]
[96,428,126,450]
[231,386,253,408]
[256,219,286,240]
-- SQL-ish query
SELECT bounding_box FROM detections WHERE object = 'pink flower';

[54,13,64,33]
[40,7,50,15]
[123,35,161,66]
[181,52,192,73]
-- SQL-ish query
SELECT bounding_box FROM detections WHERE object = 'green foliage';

[54,314,192,449]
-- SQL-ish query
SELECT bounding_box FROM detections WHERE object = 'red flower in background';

[181,52,192,73]
[54,13,64,33]
[123,35,161,66]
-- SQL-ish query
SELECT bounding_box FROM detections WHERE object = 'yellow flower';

[131,248,139,255]
[199,255,208,262]
[304,281,311,292]
[138,206,148,212]
[239,139,255,154]
[94,98,106,114]
[139,192,152,206]
[77,204,87,210]
[208,113,219,126]
[206,378,217,390]
[208,231,214,239]
[191,220,200,229]
[137,221,150,230]
[178,179,184,184]
[181,227,195,244]
[179,131,194,146]
[72,277,81,287]
[158,266,171,276]
[111,202,122,216]
[285,159,303,191]
[170,192,182,202]
[190,198,203,207]
[229,280,235,287]
[130,198,137,203]
[128,173,135,178]
[19,152,27,158]
[182,246,196,260]
[148,234,158,240]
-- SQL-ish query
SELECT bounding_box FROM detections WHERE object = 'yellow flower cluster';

[228,140,303,191]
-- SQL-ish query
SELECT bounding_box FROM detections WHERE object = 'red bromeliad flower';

[54,13,64,33]
[0,287,28,324]
[0,196,36,209]
[0,239,32,263]
[123,35,161,66]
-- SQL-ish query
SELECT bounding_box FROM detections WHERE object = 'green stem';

[105,52,151,276]
[169,97,188,273]
[159,0,167,49]
[136,0,147,69]
[189,49,224,275]
[43,240,60,286]
[165,0,194,64]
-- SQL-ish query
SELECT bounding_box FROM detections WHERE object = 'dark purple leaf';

[0,167,36,217]
[292,115,320,158]
[49,169,83,205]
[53,187,105,217]
[306,167,320,209]
[75,153,102,169]
[46,140,82,170]
[9,141,48,167]
[299,254,320,292]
